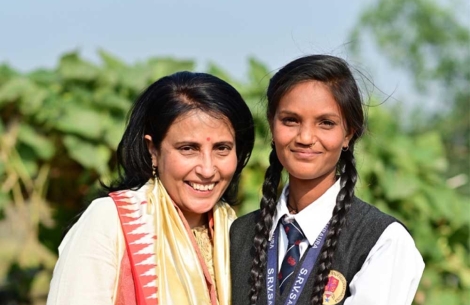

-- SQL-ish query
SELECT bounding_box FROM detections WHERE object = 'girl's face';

[146,110,237,228]
[271,81,352,186]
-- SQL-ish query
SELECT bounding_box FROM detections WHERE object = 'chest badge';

[323,270,347,304]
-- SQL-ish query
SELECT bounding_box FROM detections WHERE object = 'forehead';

[276,81,341,115]
[166,109,235,138]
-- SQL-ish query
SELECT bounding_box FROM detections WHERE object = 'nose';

[195,152,216,178]
[297,124,315,146]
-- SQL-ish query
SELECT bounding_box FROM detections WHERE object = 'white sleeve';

[46,198,120,305]
[344,222,425,305]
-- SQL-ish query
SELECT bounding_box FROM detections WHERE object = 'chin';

[192,202,218,213]
[288,169,332,181]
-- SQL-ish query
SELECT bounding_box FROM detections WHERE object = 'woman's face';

[271,81,351,186]
[146,110,237,228]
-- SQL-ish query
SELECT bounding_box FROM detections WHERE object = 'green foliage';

[0,50,467,304]
[350,0,470,303]
[350,0,470,198]
[355,105,469,304]
[350,0,469,94]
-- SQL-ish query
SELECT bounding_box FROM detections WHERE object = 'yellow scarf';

[148,178,235,305]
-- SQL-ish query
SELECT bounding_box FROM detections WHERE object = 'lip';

[185,181,218,193]
[290,149,321,159]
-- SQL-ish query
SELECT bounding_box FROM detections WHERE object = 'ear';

[268,119,275,138]
[342,129,355,149]
[268,117,274,131]
[144,135,158,167]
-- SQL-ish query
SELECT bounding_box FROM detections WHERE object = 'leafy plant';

[0,50,467,304]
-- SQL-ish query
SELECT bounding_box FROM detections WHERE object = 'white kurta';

[47,197,125,305]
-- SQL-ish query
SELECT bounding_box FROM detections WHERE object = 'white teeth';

[190,183,215,191]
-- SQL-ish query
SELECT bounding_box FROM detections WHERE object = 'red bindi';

[206,137,211,141]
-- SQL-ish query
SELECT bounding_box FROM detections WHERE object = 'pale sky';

[0,0,449,109]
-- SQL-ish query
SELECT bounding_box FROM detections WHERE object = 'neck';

[287,173,336,212]
[184,211,208,229]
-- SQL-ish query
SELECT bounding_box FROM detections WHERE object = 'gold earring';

[152,165,158,178]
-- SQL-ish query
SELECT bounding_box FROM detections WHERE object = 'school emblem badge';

[323,270,346,304]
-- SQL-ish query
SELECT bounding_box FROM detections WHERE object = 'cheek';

[223,154,238,178]
[230,156,239,174]
[272,125,294,145]
[323,138,344,151]
[158,154,186,177]
[320,130,348,151]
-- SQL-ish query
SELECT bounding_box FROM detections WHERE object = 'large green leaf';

[58,51,100,81]
[92,88,131,112]
[17,125,55,160]
[0,50,468,303]
[98,49,127,70]
[54,104,107,140]
[147,57,195,80]
[63,135,111,175]
[0,77,34,106]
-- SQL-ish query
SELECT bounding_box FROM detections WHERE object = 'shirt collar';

[269,179,341,245]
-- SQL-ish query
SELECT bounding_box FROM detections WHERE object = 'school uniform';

[230,179,424,305]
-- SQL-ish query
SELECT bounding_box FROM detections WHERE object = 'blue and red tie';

[278,217,305,294]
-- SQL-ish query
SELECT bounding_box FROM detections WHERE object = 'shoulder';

[347,197,400,231]
[372,222,424,271]
[230,210,260,241]
[346,222,424,303]
[60,196,119,251]
[374,222,420,255]
[335,197,402,262]
[215,201,237,222]
[80,196,119,225]
[87,196,118,214]
[332,198,412,281]
[231,210,260,229]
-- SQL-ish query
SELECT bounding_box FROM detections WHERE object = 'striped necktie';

[278,216,305,294]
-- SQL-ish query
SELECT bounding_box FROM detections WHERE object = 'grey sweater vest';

[230,197,397,305]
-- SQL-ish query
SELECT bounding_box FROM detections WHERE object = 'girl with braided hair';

[230,55,424,305]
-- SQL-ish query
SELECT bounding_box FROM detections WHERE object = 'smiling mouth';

[292,149,321,154]
[188,182,216,191]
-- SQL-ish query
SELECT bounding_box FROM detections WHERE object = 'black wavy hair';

[248,55,365,304]
[106,71,255,205]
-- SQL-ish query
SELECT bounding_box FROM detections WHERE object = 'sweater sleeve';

[47,197,121,305]
[344,222,425,305]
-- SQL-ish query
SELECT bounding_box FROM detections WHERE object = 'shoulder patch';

[323,270,347,304]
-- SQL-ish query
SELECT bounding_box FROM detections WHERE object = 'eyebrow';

[278,110,341,119]
[174,140,235,146]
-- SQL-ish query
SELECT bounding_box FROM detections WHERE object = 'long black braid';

[309,149,358,304]
[249,143,284,304]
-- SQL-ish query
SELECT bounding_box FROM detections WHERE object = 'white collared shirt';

[268,179,424,305]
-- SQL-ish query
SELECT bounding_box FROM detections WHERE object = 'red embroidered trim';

[110,191,158,305]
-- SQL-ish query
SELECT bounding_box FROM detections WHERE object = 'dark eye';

[179,145,197,155]
[215,144,233,156]
[281,117,298,125]
[321,120,336,128]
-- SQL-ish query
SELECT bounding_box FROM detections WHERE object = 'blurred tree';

[350,0,470,303]
[350,0,470,195]
[0,51,271,304]
[0,48,468,304]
